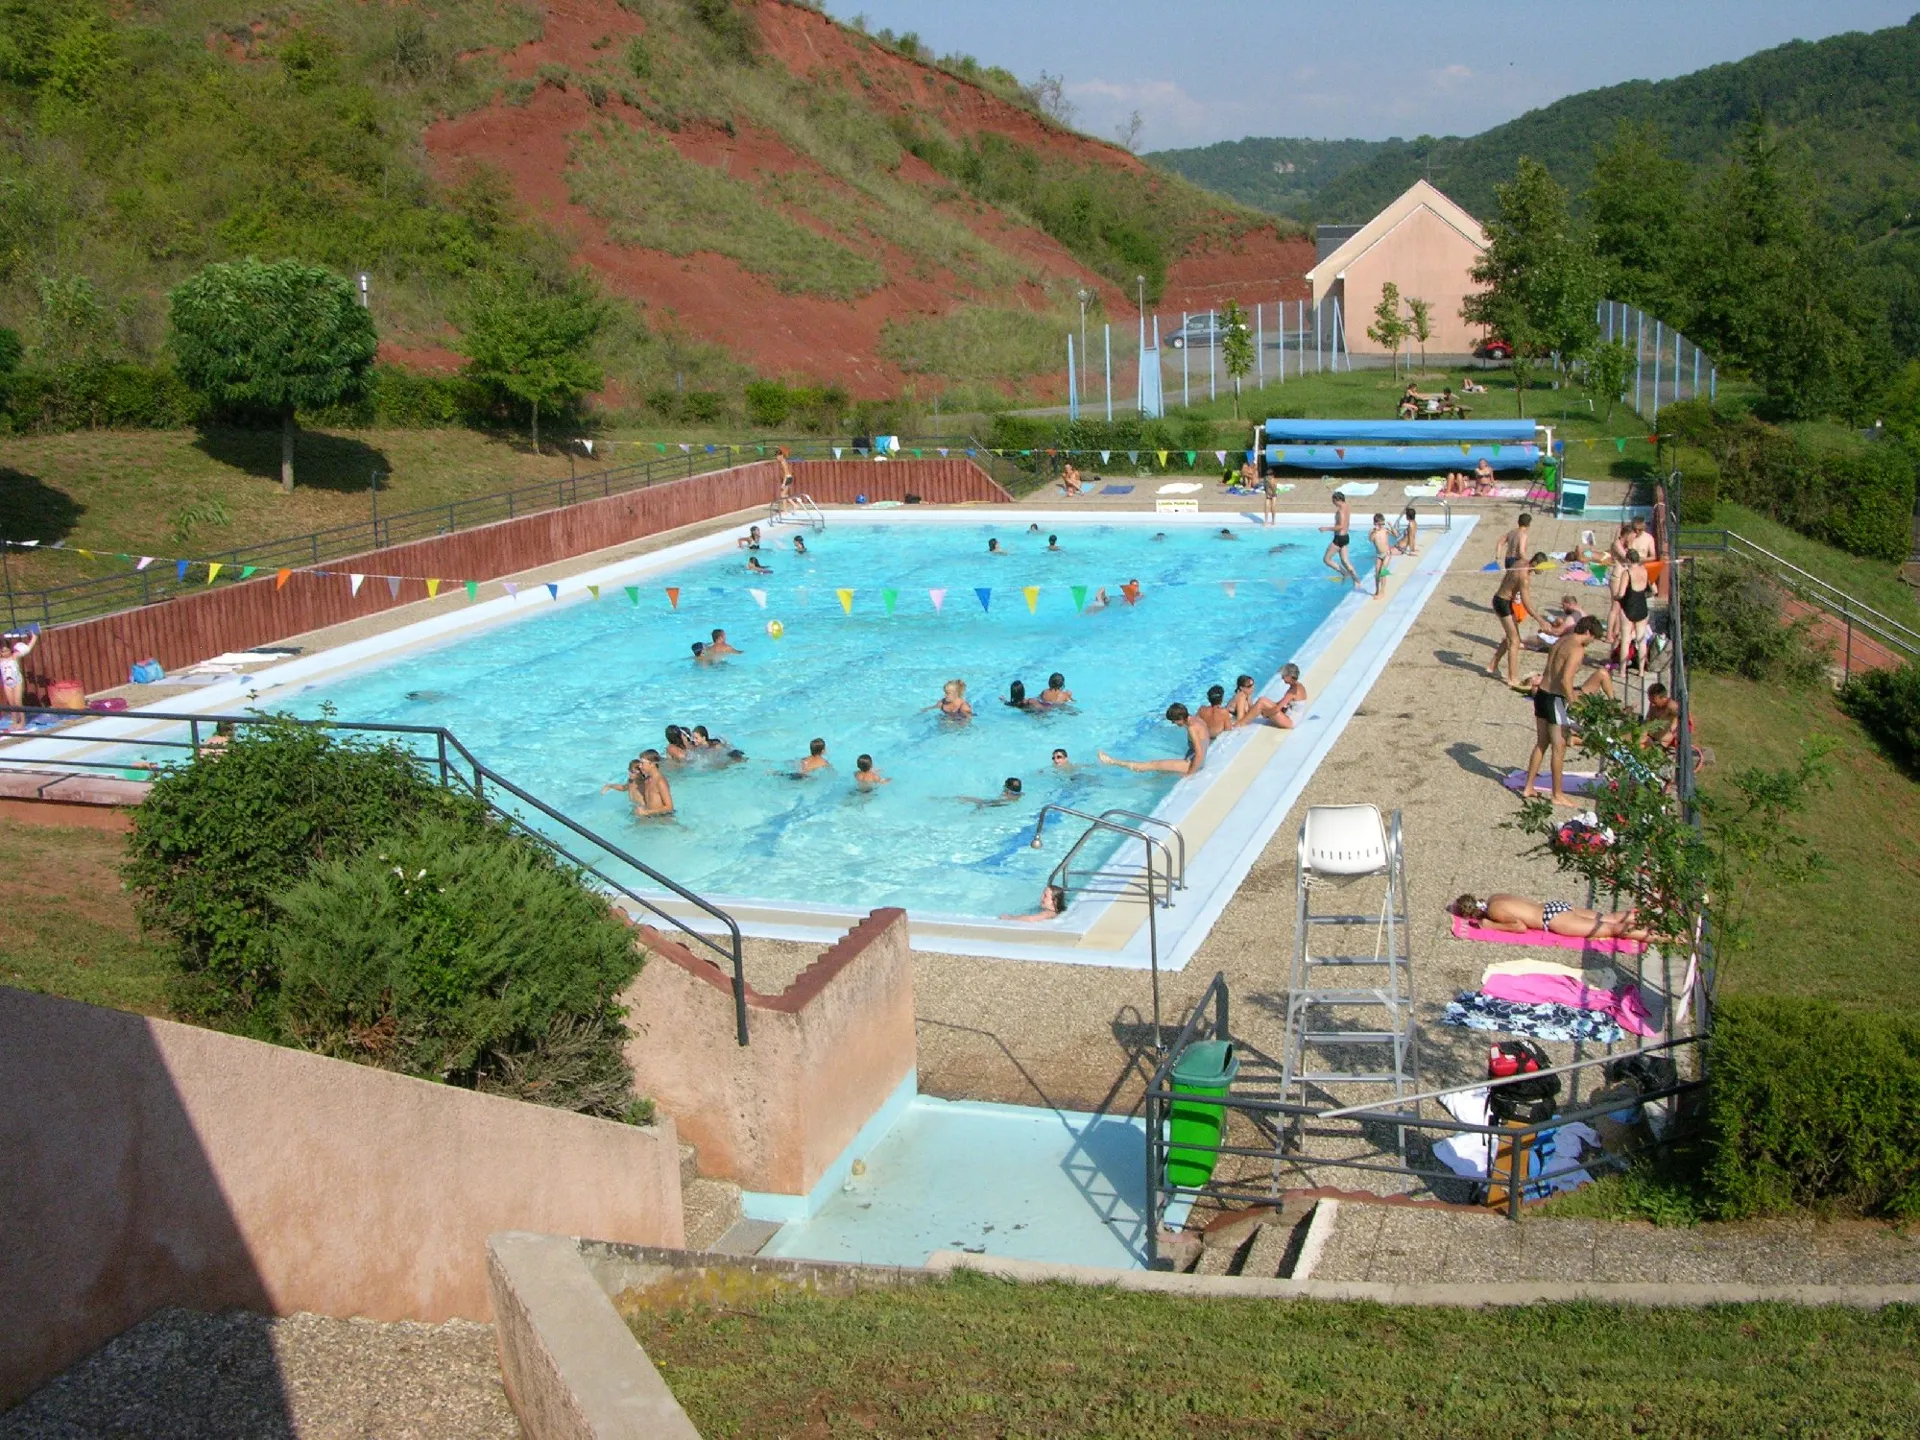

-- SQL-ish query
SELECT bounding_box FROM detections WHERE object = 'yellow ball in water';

[766,620,784,639]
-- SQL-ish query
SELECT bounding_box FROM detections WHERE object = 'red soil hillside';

[424,0,1310,398]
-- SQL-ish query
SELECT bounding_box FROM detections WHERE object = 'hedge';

[1706,995,1920,1219]
[0,362,205,432]
[1839,662,1920,777]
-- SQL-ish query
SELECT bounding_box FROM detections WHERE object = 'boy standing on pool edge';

[1321,492,1357,585]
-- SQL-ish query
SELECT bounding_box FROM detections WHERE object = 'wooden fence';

[27,459,1009,697]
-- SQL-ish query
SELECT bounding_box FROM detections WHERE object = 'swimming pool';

[261,519,1352,921]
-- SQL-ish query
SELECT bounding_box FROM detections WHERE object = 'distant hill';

[1309,15,1920,240]
[1144,137,1391,218]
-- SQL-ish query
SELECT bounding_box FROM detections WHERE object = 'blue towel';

[1099,484,1135,495]
[1442,991,1625,1045]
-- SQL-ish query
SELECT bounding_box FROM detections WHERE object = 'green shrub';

[1673,446,1720,523]
[1680,554,1829,686]
[0,361,204,432]
[1655,396,1719,449]
[1817,444,1916,562]
[681,390,724,423]
[1706,995,1920,1219]
[1839,662,1920,777]
[124,716,487,1021]
[0,327,21,374]
[273,813,644,1117]
[744,379,792,427]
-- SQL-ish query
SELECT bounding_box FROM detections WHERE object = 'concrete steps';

[1177,1198,1320,1278]
[676,1142,745,1252]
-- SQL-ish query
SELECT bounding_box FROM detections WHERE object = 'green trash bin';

[1165,1040,1240,1189]
[1540,457,1561,493]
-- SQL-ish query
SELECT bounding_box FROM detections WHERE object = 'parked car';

[1474,336,1514,360]
[1169,312,1230,349]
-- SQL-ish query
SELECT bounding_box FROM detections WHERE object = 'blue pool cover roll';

[1263,419,1538,443]
[1265,443,1538,472]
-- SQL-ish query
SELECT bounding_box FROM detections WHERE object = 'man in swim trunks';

[854,753,888,789]
[633,751,674,817]
[708,627,741,657]
[1521,615,1604,807]
[1495,512,1531,571]
[1040,673,1073,705]
[960,777,1023,807]
[1052,748,1073,768]
[793,536,808,556]
[799,737,830,775]
[1196,684,1234,737]
[1099,703,1209,776]
[1488,553,1549,685]
[1321,492,1357,585]
[1047,534,1062,552]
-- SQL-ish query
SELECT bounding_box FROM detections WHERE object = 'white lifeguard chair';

[1280,805,1418,1145]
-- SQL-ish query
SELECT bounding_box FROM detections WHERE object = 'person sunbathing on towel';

[1450,893,1652,942]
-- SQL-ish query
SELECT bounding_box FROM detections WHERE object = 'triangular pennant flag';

[350,573,365,596]
[1022,585,1039,614]
[427,579,442,598]
[1583,437,1596,448]
[665,587,680,609]
[387,576,402,599]
[1184,450,1197,467]
[503,581,520,598]
[749,588,767,608]
[756,445,766,455]
[1071,584,1088,612]
[966,448,977,458]
[206,563,222,585]
[1215,450,1227,465]
[1335,448,1345,459]
[833,447,843,459]
[581,439,593,455]
[836,588,854,614]
[624,585,640,605]
[176,560,189,580]
[1128,451,1139,463]
[1492,444,1502,456]
[136,556,153,570]
[587,584,599,600]
[546,582,560,600]
[1100,450,1111,464]
[679,443,691,453]
[1223,581,1237,598]
[239,565,257,580]
[1615,437,1627,452]
[881,588,898,615]
[77,547,94,559]
[912,447,923,458]
[466,581,480,601]
[928,588,946,613]
[705,443,716,454]
[937,448,948,458]
[1647,434,1659,445]
[655,442,666,454]
[975,587,992,612]
[275,568,291,590]
[1460,443,1471,455]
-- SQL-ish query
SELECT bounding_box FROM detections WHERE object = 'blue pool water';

[272,521,1353,918]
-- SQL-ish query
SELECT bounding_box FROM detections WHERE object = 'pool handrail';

[2,706,752,1045]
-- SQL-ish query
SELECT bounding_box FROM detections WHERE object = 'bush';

[744,379,792,427]
[1839,662,1920,776]
[1655,396,1719,449]
[1707,995,1920,1219]
[0,361,205,432]
[1818,444,1916,562]
[1672,446,1720,523]
[124,716,487,1021]
[1681,554,1829,686]
[274,814,644,1117]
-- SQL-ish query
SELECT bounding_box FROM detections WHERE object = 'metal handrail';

[1095,808,1186,888]
[2,707,750,1044]
[770,494,826,532]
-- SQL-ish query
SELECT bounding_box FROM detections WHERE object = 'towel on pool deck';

[1503,769,1605,797]
[1481,971,1657,1036]
[1405,482,1442,498]
[1335,481,1379,496]
[1450,912,1645,955]
[1157,482,1203,494]
[1443,991,1625,1044]
[1099,484,1135,495]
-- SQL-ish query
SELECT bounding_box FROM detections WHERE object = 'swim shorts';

[1492,594,1514,619]
[1532,690,1570,727]
[1332,532,1350,549]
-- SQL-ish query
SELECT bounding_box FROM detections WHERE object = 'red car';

[1475,336,1514,360]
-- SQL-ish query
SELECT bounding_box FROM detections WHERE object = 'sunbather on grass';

[1450,893,1652,942]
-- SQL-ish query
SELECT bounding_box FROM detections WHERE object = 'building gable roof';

[1304,179,1487,299]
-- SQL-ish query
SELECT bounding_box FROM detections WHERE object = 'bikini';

[1540,900,1572,925]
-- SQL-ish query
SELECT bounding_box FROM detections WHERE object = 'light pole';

[1076,288,1090,395]
[370,469,385,545]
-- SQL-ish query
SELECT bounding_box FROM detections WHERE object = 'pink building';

[1306,180,1490,360]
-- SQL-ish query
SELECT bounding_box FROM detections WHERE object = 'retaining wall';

[0,986,684,1410]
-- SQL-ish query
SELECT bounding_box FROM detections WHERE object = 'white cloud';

[1063,76,1263,150]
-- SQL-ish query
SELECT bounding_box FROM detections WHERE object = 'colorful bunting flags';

[665,587,680,609]
[427,579,442,598]
[546,582,560,600]
[467,581,480,601]
[205,563,222,585]
[1071,584,1088,612]
[350,573,365,596]
[929,587,946,613]
[1157,450,1169,466]
[1100,450,1111,464]
[1184,450,1197,467]
[836,588,854,614]
[587,584,599,600]
[1022,585,1039,613]
[975,586,991,612]
[881,588,897,615]
[387,576,403,599]
[239,565,257,580]
[137,557,153,571]
[624,585,640,605]
[503,582,519,599]
[276,568,291,590]
[749,587,767,608]
[1215,450,1227,465]
[176,560,189,581]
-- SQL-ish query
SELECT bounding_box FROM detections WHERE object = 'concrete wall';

[0,986,684,1410]
[621,910,915,1199]
[1340,206,1486,358]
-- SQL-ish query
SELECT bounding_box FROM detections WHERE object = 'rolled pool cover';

[1265,443,1537,472]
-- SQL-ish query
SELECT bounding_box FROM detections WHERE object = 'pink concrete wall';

[622,910,916,1196]
[1341,206,1487,357]
[0,986,683,1410]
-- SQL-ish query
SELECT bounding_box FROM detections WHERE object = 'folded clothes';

[1450,912,1646,956]
[1442,991,1626,1044]
[1480,972,1657,1037]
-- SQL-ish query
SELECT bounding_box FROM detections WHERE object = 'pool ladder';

[770,494,826,532]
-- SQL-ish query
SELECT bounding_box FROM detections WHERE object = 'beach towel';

[1336,481,1379,496]
[1503,769,1606,797]
[1442,991,1625,1045]
[1451,912,1645,956]
[1481,971,1657,1036]
[1482,959,1593,984]
[1157,482,1202,494]
[1099,484,1134,495]
[1405,482,1442,498]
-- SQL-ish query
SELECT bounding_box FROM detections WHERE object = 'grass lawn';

[625,1272,1920,1438]
[1703,500,1920,620]
[1691,670,1920,1012]
[0,821,171,1016]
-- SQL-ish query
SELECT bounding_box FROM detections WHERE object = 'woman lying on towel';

[1451,893,1653,942]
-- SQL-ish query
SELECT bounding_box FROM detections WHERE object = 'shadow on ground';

[193,428,393,495]
[0,468,84,545]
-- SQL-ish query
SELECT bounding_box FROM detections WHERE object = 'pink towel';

[1481,971,1657,1037]
[1450,912,1645,956]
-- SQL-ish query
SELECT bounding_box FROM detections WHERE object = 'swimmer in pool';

[1039,672,1073,705]
[854,753,888,789]
[1217,527,1238,540]
[793,535,808,556]
[1226,674,1259,727]
[1027,523,1042,535]
[987,538,1004,555]
[1151,532,1167,542]
[1004,679,1041,712]
[1052,748,1073,769]
[929,678,973,720]
[633,751,674,817]
[746,555,772,575]
[601,758,645,807]
[1002,884,1069,922]
[707,627,741,657]
[736,525,762,551]
[1195,684,1233,737]
[691,641,719,666]
[691,724,745,762]
[1083,587,1110,612]
[798,737,830,775]
[1252,664,1308,729]
[1100,703,1209,776]
[1047,533,1062,552]
[958,776,1024,807]
[662,725,693,762]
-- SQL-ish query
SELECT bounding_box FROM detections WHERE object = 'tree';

[169,259,376,493]
[1367,281,1409,378]
[1405,295,1433,373]
[1219,298,1253,417]
[1114,109,1144,154]
[1589,120,1691,320]
[1583,338,1633,424]
[1462,158,1600,416]
[1027,71,1075,127]
[460,267,606,453]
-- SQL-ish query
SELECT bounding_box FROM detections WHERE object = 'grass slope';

[0,822,170,1015]
[627,1272,1920,1438]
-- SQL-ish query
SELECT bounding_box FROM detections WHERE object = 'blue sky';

[821,1,1917,150]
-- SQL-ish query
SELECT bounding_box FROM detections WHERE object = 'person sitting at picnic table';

[1397,382,1425,419]
[1440,385,1468,418]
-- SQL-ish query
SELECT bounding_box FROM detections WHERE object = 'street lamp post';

[1076,289,1090,396]
[370,469,385,546]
